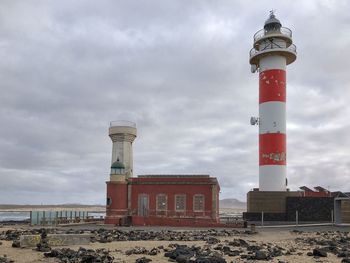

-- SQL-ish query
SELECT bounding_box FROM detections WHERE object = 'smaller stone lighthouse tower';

[105,121,137,224]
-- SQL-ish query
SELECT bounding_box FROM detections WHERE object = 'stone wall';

[286,197,334,222]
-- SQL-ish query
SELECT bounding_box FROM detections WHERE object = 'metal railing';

[253,27,292,42]
[249,44,297,58]
[110,120,136,128]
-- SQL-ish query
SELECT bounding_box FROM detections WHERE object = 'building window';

[106,197,112,206]
[156,194,167,211]
[175,194,186,211]
[193,194,204,211]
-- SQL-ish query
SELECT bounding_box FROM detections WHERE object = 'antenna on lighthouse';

[250,117,259,126]
[251,65,257,73]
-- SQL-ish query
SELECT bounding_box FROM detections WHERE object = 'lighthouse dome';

[264,12,282,31]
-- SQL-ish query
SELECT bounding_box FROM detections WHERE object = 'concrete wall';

[247,191,300,213]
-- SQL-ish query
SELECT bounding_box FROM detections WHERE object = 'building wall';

[105,176,220,226]
[341,200,350,223]
[286,197,333,221]
[130,183,215,218]
[247,191,300,213]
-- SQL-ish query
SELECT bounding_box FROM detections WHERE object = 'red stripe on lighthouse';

[259,69,286,103]
[259,133,286,165]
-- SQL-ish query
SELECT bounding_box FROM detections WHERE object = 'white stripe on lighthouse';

[259,102,286,134]
[259,165,287,191]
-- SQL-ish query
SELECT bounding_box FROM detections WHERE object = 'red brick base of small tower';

[105,181,128,225]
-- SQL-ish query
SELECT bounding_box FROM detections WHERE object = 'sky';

[1,0,350,204]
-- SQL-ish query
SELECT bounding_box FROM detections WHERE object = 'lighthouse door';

[138,194,149,217]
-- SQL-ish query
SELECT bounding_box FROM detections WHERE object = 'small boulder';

[313,248,327,257]
[135,257,152,263]
[255,250,268,260]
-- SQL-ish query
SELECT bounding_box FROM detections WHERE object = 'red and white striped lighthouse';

[249,12,297,191]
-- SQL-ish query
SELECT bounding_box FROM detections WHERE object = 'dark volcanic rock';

[36,229,51,252]
[44,247,114,263]
[11,240,20,248]
[228,239,248,247]
[135,257,152,263]
[195,256,226,263]
[338,251,350,258]
[254,250,269,260]
[176,254,190,263]
[206,237,220,245]
[164,245,195,260]
[313,248,327,257]
[125,247,148,255]
[148,248,159,256]
[0,255,14,263]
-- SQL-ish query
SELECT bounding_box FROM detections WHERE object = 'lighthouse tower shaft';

[109,121,137,178]
[249,13,297,191]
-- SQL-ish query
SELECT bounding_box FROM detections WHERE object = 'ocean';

[0,211,30,222]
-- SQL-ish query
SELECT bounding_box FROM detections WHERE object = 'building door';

[138,194,149,217]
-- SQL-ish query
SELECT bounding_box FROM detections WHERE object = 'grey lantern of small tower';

[110,158,125,175]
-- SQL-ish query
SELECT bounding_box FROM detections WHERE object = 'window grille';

[193,195,204,211]
[156,194,167,211]
[175,195,186,211]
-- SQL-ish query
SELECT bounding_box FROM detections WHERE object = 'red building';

[106,174,220,227]
[105,121,221,227]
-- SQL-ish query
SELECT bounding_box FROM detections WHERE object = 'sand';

[0,224,347,263]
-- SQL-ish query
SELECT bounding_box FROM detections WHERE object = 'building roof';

[314,186,328,192]
[300,186,313,192]
[111,160,125,169]
[333,191,350,198]
[137,174,210,178]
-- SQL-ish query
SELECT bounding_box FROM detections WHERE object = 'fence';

[30,210,90,225]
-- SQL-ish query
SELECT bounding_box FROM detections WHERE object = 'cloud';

[0,0,349,204]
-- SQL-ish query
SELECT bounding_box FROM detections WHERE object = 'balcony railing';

[110,120,136,128]
[254,27,292,42]
[249,44,297,58]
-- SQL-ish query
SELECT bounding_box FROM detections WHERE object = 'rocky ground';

[0,225,349,262]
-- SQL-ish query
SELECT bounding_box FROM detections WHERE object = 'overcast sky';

[0,0,349,204]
